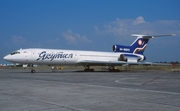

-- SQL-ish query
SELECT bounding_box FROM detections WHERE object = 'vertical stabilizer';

[113,34,175,55]
[130,37,149,54]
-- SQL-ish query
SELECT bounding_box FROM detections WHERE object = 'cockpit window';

[11,51,20,55]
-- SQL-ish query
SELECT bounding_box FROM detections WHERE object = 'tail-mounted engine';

[112,45,131,53]
[118,54,143,62]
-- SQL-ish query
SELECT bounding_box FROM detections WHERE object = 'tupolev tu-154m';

[4,34,175,73]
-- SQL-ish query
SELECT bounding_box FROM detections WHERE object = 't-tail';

[112,34,176,55]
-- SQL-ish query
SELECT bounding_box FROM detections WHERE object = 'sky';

[0,0,180,64]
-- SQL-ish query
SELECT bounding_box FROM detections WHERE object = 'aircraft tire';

[109,69,120,72]
[84,69,94,72]
[31,69,36,73]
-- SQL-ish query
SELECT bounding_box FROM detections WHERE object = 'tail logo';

[133,44,147,54]
[138,40,142,46]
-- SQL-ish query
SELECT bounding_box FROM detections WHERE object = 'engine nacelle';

[119,54,127,62]
[119,54,143,62]
[112,45,131,53]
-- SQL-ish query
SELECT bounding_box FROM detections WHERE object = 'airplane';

[3,34,175,73]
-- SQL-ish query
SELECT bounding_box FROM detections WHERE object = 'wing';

[76,60,127,66]
[75,60,171,66]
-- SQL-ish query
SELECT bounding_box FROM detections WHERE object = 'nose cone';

[4,55,11,62]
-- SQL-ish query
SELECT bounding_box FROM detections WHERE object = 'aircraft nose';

[4,55,11,61]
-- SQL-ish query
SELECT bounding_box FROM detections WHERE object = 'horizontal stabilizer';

[131,34,176,39]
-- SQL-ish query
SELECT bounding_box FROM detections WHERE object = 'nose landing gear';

[31,69,36,73]
[31,64,36,73]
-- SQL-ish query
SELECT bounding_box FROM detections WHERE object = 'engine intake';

[119,54,127,62]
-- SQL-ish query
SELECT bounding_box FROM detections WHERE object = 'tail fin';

[113,34,175,54]
[131,34,176,54]
[130,36,149,54]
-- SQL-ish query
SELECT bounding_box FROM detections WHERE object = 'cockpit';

[11,51,20,55]
[4,49,24,62]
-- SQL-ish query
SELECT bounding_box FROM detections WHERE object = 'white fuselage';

[4,48,144,66]
[4,34,175,67]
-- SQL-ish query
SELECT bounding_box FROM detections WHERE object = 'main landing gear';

[83,65,94,72]
[83,65,120,72]
[108,66,120,72]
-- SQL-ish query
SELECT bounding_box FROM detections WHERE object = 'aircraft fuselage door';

[23,50,30,63]
[74,53,78,59]
[31,51,36,59]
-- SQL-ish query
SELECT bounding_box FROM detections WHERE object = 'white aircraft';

[4,34,175,73]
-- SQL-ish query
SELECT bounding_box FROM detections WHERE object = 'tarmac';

[0,69,180,111]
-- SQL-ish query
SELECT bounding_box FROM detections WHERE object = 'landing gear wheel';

[83,65,94,72]
[31,69,36,73]
[109,69,120,72]
[84,69,94,72]
[108,66,120,72]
